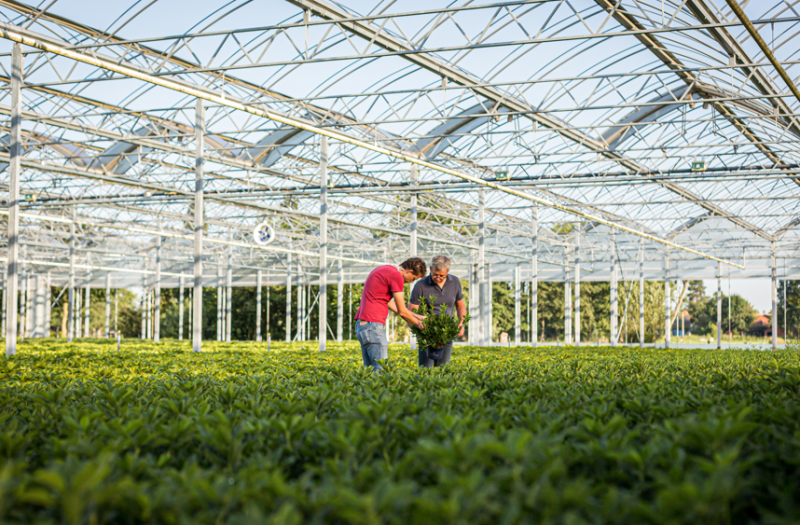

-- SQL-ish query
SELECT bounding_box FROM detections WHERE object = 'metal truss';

[0,0,798,309]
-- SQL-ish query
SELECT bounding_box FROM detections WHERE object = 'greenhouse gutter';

[0,23,744,270]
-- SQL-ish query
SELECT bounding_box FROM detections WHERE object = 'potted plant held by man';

[411,297,471,360]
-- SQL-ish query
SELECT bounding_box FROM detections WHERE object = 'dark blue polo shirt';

[410,274,463,316]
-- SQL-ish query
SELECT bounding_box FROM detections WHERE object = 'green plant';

[410,296,470,349]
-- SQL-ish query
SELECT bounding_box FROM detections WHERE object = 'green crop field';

[1,340,799,524]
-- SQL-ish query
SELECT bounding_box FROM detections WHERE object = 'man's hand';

[457,326,465,338]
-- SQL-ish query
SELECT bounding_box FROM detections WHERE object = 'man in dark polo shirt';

[410,255,466,367]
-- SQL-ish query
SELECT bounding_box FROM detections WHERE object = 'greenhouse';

[1,0,800,523]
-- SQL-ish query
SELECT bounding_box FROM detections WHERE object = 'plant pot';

[427,345,446,360]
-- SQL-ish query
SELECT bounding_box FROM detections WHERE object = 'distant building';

[750,313,782,337]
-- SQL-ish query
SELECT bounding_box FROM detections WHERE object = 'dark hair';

[399,257,426,278]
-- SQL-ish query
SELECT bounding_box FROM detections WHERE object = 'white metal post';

[68,211,75,342]
[665,250,671,349]
[216,264,222,342]
[226,245,232,343]
[178,274,184,341]
[256,269,262,342]
[772,241,778,350]
[84,270,90,338]
[319,136,328,352]
[154,221,162,343]
[193,98,204,353]
[514,264,521,345]
[610,237,618,346]
[574,235,581,345]
[485,262,492,345]
[286,250,292,343]
[478,190,486,346]
[5,43,21,356]
[639,240,645,347]
[1,266,6,338]
[531,205,538,347]
[409,164,418,351]
[104,273,111,338]
[717,261,722,350]
[337,257,343,342]
[564,246,571,345]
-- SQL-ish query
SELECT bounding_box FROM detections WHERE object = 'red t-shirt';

[355,265,405,324]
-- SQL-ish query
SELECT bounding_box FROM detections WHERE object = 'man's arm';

[455,299,467,337]
[393,291,422,329]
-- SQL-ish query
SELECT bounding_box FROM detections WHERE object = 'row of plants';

[1,339,799,523]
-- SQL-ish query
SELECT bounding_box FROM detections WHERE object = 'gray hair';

[430,255,451,272]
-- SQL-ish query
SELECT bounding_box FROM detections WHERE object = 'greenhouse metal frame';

[1,0,799,355]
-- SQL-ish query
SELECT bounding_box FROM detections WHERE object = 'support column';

[178,274,184,340]
[485,263,492,345]
[717,262,722,350]
[68,211,75,342]
[104,273,111,338]
[154,222,162,343]
[1,265,6,338]
[226,246,232,343]
[266,279,270,339]
[256,270,262,342]
[639,240,645,348]
[468,262,478,345]
[84,270,90,338]
[665,250,671,349]
[193,99,204,352]
[478,190,487,346]
[140,275,146,339]
[772,241,778,351]
[514,264,521,345]
[285,250,292,343]
[531,205,538,347]
[409,164,418,351]
[5,43,21,356]
[564,246,571,345]
[216,264,222,342]
[337,258,343,342]
[319,136,328,352]
[610,237,618,346]
[114,289,118,335]
[574,235,581,345]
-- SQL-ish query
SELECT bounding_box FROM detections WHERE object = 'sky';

[702,278,773,314]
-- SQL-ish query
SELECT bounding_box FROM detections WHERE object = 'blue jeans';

[419,341,453,368]
[355,321,388,372]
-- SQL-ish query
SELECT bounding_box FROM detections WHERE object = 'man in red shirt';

[355,257,426,371]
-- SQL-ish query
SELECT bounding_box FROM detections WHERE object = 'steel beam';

[192,99,204,353]
[319,136,328,352]
[4,43,21,356]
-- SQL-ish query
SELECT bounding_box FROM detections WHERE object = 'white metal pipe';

[154,222,162,343]
[574,235,581,345]
[226,246,232,343]
[639,239,645,348]
[5,43,21,356]
[514,264,521,345]
[717,261,722,350]
[337,257,343,342]
[531,205,538,347]
[178,274,184,341]
[193,99,204,353]
[104,273,111,338]
[564,246,571,345]
[286,249,292,343]
[319,136,328,352]
[772,241,778,351]
[665,250,671,349]
[479,190,486,346]
[610,237,618,346]
[84,269,90,338]
[256,269,262,342]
